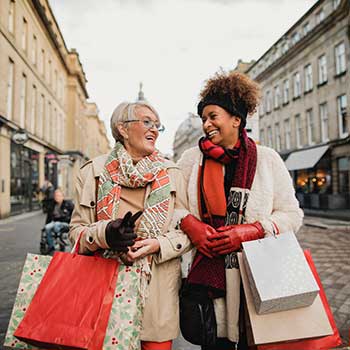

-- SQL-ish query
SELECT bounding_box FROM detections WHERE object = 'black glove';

[105,211,143,252]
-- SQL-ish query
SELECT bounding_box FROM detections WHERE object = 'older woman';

[69,101,190,350]
[178,71,304,350]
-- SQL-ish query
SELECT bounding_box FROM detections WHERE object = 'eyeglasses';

[124,119,165,132]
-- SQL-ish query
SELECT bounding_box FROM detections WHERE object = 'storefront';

[10,142,40,215]
[285,144,350,209]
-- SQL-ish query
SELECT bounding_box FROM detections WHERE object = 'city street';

[0,212,349,349]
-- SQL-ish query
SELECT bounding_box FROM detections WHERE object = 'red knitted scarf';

[187,129,257,296]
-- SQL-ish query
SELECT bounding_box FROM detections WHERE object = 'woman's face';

[201,105,241,149]
[121,106,160,160]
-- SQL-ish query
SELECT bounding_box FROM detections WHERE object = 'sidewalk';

[303,208,350,222]
[304,215,350,231]
[0,210,42,225]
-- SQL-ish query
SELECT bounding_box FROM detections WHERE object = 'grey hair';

[110,101,160,143]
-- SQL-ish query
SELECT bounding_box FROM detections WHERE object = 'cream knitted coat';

[177,144,304,342]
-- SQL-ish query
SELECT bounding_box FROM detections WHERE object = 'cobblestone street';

[0,213,349,349]
[297,218,350,348]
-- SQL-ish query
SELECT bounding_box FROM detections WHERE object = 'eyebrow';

[202,111,216,118]
[139,115,159,122]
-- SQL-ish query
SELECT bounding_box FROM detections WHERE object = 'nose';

[203,118,212,131]
[149,124,159,133]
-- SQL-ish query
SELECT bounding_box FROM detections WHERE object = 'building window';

[338,157,349,193]
[284,119,291,150]
[293,72,301,98]
[7,59,14,120]
[282,40,289,54]
[30,85,37,133]
[19,74,27,128]
[258,101,264,117]
[320,103,329,142]
[303,22,310,36]
[32,35,37,65]
[259,129,265,145]
[316,9,325,24]
[333,0,341,9]
[337,94,348,138]
[40,49,45,76]
[306,109,315,145]
[46,101,51,142]
[8,0,15,33]
[274,85,280,109]
[283,79,289,104]
[274,48,281,61]
[304,64,313,92]
[267,126,273,148]
[61,113,65,143]
[335,42,346,75]
[54,69,58,93]
[291,32,300,45]
[47,59,52,84]
[22,18,28,51]
[275,123,281,151]
[54,108,58,145]
[266,90,272,113]
[295,114,302,148]
[318,55,327,84]
[38,94,44,137]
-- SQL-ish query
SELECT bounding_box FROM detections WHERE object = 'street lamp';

[11,128,29,145]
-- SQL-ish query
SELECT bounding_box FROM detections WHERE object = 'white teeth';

[208,130,218,137]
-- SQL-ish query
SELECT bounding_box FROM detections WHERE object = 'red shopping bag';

[14,250,119,350]
[257,249,342,350]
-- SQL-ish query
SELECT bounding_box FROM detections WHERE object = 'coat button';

[90,201,95,207]
[176,243,182,249]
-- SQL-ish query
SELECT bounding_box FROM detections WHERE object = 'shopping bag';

[256,249,342,350]
[4,253,51,349]
[239,252,332,346]
[14,250,119,350]
[242,232,319,314]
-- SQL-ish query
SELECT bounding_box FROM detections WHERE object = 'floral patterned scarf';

[96,142,171,350]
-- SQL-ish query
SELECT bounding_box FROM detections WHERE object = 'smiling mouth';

[145,136,155,142]
[207,130,219,138]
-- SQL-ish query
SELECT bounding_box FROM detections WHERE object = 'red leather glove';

[207,222,264,255]
[180,214,217,258]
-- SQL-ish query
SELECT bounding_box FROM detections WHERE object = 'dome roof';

[173,113,203,146]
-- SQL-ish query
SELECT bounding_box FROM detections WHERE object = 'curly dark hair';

[199,70,261,115]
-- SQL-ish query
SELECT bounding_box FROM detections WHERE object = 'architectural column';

[0,128,11,218]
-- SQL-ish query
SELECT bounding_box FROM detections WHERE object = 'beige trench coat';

[69,154,191,342]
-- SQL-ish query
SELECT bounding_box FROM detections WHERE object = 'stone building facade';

[0,0,110,218]
[173,113,204,162]
[246,0,349,210]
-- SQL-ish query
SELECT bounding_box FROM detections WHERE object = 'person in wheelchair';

[44,188,74,253]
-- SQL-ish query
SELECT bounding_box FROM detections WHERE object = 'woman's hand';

[126,238,160,262]
[207,222,264,255]
[180,214,216,258]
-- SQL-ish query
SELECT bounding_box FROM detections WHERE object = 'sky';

[49,0,318,155]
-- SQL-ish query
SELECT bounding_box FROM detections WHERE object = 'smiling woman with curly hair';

[177,70,303,350]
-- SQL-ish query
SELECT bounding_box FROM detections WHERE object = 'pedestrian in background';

[44,188,74,253]
[69,101,191,350]
[39,179,55,213]
[178,70,304,350]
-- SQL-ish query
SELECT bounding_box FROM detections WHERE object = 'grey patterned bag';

[242,232,319,314]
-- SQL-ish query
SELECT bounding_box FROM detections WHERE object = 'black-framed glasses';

[124,119,165,132]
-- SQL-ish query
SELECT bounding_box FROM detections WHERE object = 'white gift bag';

[242,232,319,314]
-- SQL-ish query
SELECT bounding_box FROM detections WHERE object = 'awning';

[285,145,329,171]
